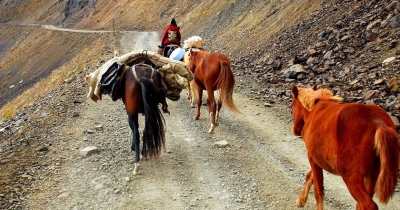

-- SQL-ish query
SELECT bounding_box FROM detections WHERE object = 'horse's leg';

[161,100,170,114]
[359,173,379,210]
[310,161,325,210]
[342,174,378,210]
[195,85,203,120]
[215,96,222,126]
[297,170,313,207]
[187,81,191,99]
[128,113,141,175]
[206,89,217,134]
[364,162,379,197]
[189,80,196,108]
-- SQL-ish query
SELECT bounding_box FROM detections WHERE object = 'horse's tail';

[374,126,400,203]
[216,60,242,114]
[140,78,166,159]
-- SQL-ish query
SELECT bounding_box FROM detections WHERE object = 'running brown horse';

[118,63,169,175]
[188,49,241,133]
[290,84,400,210]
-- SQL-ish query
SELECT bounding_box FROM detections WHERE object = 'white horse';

[183,36,203,108]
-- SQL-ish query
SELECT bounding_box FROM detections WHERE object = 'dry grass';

[0,40,106,120]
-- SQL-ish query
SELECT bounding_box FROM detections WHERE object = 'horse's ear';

[312,84,317,90]
[291,85,299,98]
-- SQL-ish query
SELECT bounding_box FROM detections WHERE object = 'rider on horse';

[157,18,182,57]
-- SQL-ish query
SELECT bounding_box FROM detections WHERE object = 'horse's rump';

[121,65,166,159]
[202,53,240,114]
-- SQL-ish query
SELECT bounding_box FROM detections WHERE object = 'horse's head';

[183,51,190,67]
[291,84,344,136]
[188,49,199,72]
[290,85,317,136]
[187,49,209,73]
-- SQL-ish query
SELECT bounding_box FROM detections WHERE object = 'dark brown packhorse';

[102,57,169,175]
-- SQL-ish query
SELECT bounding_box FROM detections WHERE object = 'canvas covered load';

[85,50,193,102]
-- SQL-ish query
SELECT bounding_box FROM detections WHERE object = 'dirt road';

[4,30,400,210]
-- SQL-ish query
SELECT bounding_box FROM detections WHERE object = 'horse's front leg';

[189,80,196,108]
[195,86,203,120]
[128,113,141,175]
[161,99,170,115]
[206,89,217,134]
[297,170,313,207]
[310,161,325,210]
[187,81,191,99]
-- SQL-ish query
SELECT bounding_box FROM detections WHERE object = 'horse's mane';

[194,50,209,55]
[183,36,203,49]
[298,87,343,111]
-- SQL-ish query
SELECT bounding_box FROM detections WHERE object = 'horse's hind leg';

[343,175,378,210]
[128,113,141,175]
[206,89,217,134]
[297,170,313,207]
[195,86,203,120]
[215,97,222,126]
[364,162,379,198]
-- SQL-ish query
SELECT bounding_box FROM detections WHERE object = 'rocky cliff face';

[232,0,400,127]
[62,0,97,22]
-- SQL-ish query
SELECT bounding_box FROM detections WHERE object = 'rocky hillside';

[234,0,400,128]
[0,0,399,124]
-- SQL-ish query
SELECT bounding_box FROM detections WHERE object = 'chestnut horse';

[290,84,400,210]
[119,63,168,175]
[188,49,241,133]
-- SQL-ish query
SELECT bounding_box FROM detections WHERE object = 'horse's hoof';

[133,163,141,175]
[208,124,215,133]
[296,198,305,207]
